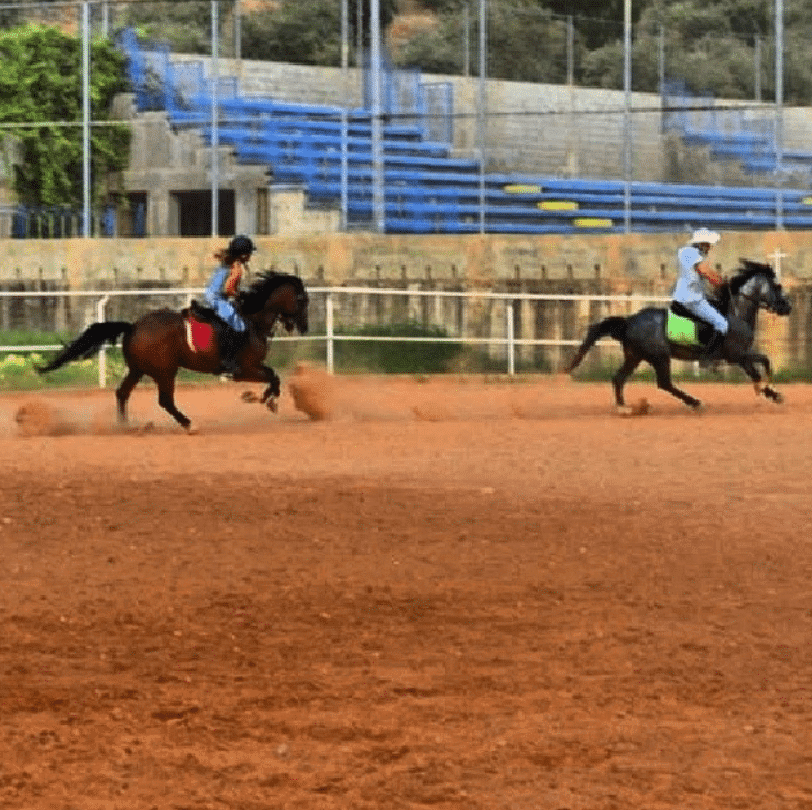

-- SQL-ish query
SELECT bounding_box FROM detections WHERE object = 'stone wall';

[2,231,807,289]
[1,232,809,371]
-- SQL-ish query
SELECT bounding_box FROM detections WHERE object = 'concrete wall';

[1,232,808,289]
[1,232,809,370]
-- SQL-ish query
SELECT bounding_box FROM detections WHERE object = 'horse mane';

[729,258,776,295]
[238,271,306,314]
[716,258,776,312]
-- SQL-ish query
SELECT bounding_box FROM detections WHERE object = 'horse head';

[238,271,309,336]
[728,259,791,317]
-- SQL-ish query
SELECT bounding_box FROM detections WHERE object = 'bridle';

[734,275,782,311]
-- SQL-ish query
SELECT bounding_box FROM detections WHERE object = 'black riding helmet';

[227,234,256,259]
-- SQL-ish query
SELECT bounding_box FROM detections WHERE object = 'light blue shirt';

[672,245,708,305]
[204,266,246,331]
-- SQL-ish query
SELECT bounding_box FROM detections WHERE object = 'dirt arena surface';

[2,369,812,809]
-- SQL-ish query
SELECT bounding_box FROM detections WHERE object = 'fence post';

[96,295,109,388]
[506,298,515,375]
[325,290,335,374]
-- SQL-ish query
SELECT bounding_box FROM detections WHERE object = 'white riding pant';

[679,298,728,334]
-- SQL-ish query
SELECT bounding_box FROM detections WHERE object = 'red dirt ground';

[2,369,812,809]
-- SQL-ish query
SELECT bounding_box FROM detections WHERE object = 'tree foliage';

[104,0,812,103]
[241,0,397,65]
[103,0,812,106]
[241,0,344,65]
[392,0,812,102]
[121,1,213,54]
[0,25,130,208]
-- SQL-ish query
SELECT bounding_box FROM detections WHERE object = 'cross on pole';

[769,248,789,281]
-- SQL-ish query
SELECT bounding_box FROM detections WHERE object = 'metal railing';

[0,285,672,387]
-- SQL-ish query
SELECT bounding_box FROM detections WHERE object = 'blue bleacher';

[119,29,812,234]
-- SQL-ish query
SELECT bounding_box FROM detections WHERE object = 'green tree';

[241,0,343,65]
[398,0,574,82]
[121,0,213,54]
[241,0,397,65]
[0,25,130,208]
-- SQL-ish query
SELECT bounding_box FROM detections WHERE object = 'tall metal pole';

[356,0,363,71]
[235,0,241,62]
[478,0,487,234]
[82,0,91,237]
[370,0,384,232]
[341,0,349,71]
[658,24,665,95]
[341,0,349,230]
[211,0,220,237]
[623,0,632,233]
[775,0,784,229]
[463,3,470,77]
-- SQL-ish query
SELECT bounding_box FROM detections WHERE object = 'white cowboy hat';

[689,227,721,245]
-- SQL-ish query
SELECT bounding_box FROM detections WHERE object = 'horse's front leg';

[258,365,282,411]
[739,353,783,403]
[233,365,281,411]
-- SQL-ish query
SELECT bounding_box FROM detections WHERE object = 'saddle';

[666,301,719,347]
[181,300,219,352]
[186,299,219,324]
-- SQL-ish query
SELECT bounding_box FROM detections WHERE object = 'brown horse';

[38,271,309,433]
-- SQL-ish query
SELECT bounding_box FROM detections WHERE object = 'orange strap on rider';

[223,261,244,297]
[697,261,724,288]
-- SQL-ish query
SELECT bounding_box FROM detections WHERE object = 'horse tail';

[37,321,132,374]
[564,316,628,373]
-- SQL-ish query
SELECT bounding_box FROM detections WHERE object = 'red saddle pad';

[186,314,215,352]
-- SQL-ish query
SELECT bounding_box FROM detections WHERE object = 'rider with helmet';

[671,227,728,366]
[204,234,256,377]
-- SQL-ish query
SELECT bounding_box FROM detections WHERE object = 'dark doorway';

[117,192,147,237]
[173,190,235,236]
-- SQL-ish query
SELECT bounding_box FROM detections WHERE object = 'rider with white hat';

[671,227,728,365]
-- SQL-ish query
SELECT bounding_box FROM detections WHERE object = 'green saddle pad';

[666,310,700,346]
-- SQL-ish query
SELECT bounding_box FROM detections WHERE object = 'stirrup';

[699,331,724,368]
[217,360,242,378]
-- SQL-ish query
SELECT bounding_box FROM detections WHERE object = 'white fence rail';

[0,285,672,387]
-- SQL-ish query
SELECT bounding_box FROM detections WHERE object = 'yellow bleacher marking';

[538,200,578,211]
[504,184,541,194]
[803,196,812,205]
[574,217,613,228]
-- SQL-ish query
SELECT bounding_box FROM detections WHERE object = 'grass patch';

[333,322,464,374]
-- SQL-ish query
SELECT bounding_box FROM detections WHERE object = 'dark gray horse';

[565,259,792,411]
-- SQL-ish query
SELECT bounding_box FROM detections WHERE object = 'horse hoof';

[241,391,259,403]
[615,405,634,417]
[266,397,279,413]
[185,423,199,435]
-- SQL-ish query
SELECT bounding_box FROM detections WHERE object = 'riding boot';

[699,328,725,368]
[216,326,247,377]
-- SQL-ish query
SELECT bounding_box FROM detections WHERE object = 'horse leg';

[258,365,282,411]
[739,354,784,403]
[115,367,143,423]
[155,374,195,432]
[612,348,642,408]
[652,357,702,409]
